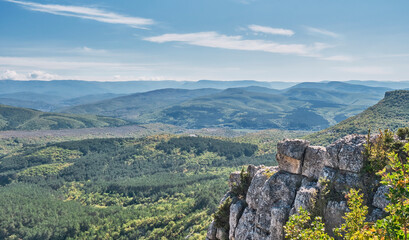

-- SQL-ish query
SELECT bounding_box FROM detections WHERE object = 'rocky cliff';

[207,134,389,240]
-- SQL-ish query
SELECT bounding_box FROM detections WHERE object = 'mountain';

[305,90,409,145]
[346,80,409,89]
[62,88,222,119]
[289,81,391,94]
[0,80,295,100]
[0,92,125,112]
[0,104,127,131]
[149,88,330,130]
[62,82,391,131]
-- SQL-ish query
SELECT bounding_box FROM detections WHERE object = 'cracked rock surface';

[207,135,387,240]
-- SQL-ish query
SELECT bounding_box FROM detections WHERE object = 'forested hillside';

[63,82,388,131]
[63,88,222,118]
[305,90,409,145]
[0,104,127,131]
[0,130,306,239]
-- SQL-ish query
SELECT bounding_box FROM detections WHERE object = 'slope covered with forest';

[0,104,127,131]
[305,90,409,145]
[63,82,388,131]
[0,129,306,239]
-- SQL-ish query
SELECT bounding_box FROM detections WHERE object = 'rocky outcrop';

[207,134,387,240]
[276,139,309,174]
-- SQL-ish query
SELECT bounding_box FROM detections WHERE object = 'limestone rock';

[216,228,228,240]
[246,167,277,210]
[269,207,290,240]
[208,134,387,240]
[276,139,309,174]
[302,146,329,179]
[206,221,217,240]
[373,185,390,210]
[247,165,264,179]
[256,172,302,232]
[234,208,256,240]
[229,200,246,240]
[327,135,366,172]
[318,167,337,185]
[338,135,366,172]
[290,181,319,215]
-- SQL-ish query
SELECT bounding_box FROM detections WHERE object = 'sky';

[0,0,408,82]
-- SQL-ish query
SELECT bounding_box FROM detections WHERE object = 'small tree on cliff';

[285,128,409,239]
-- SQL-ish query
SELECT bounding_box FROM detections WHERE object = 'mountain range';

[0,79,407,131]
[62,81,390,130]
[0,104,127,131]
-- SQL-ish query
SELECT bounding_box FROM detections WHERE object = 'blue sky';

[0,0,408,82]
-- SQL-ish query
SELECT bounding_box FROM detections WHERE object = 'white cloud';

[321,55,354,62]
[0,69,61,80]
[335,66,392,75]
[144,32,329,56]
[76,46,108,55]
[306,27,339,38]
[0,70,25,80]
[5,0,154,29]
[248,25,294,36]
[28,70,60,80]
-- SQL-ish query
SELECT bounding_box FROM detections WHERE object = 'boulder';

[302,146,329,179]
[276,139,309,174]
[246,167,277,210]
[290,181,319,215]
[256,172,302,232]
[327,135,366,172]
[373,185,390,210]
[229,200,246,239]
[269,207,290,240]
[234,208,256,240]
[338,135,366,172]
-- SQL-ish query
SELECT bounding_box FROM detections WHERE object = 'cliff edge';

[207,134,388,240]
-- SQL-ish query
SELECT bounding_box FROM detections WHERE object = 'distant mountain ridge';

[63,82,392,131]
[0,104,127,131]
[305,90,409,145]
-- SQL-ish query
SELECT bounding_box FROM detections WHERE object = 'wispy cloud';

[5,0,154,28]
[321,55,354,62]
[306,27,339,38]
[144,32,330,56]
[248,25,294,36]
[0,56,150,71]
[335,66,392,75]
[0,69,61,80]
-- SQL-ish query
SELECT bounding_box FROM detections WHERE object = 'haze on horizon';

[0,0,408,82]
